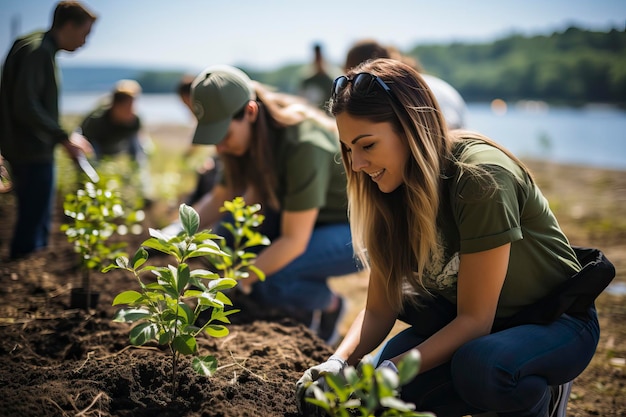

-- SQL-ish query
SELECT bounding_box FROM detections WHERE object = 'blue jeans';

[215,209,358,311]
[9,161,56,259]
[375,295,600,417]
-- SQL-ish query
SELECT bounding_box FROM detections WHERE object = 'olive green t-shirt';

[273,119,348,224]
[425,139,580,318]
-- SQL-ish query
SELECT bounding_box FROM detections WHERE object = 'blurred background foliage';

[408,26,626,105]
[61,26,625,107]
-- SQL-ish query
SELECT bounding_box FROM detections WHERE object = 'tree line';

[407,26,626,106]
[131,26,625,107]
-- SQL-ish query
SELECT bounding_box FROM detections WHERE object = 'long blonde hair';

[329,58,531,310]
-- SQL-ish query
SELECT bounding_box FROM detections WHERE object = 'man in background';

[0,1,97,260]
[80,79,153,202]
[299,43,334,111]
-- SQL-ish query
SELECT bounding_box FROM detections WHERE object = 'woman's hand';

[295,355,347,414]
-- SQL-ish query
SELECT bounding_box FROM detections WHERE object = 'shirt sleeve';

[452,164,525,253]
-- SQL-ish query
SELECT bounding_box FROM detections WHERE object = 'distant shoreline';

[141,121,626,174]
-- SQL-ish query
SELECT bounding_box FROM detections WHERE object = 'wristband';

[328,354,347,368]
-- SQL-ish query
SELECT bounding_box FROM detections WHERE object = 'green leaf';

[378,367,400,390]
[311,384,331,408]
[112,290,143,306]
[177,302,195,325]
[211,307,240,323]
[177,263,190,293]
[182,289,203,298]
[344,366,359,386]
[192,231,222,242]
[172,334,197,355]
[208,277,237,292]
[247,264,266,282]
[179,204,199,236]
[190,269,219,279]
[142,238,172,254]
[113,308,151,322]
[215,291,233,306]
[158,330,173,345]
[379,397,417,412]
[148,228,171,241]
[192,355,218,376]
[188,246,228,258]
[132,247,149,269]
[205,324,229,338]
[304,398,330,410]
[326,373,348,399]
[197,293,225,309]
[115,256,129,268]
[397,349,421,385]
[129,322,158,345]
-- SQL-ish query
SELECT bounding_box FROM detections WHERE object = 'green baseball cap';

[191,65,255,145]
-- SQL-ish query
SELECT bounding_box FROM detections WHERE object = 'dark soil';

[0,192,333,417]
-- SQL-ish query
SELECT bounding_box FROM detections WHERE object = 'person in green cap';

[185,64,357,345]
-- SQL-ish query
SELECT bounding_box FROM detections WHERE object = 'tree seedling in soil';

[105,200,269,397]
[61,181,143,309]
[305,350,435,417]
[203,196,270,283]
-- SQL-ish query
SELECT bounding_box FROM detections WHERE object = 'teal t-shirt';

[425,139,580,318]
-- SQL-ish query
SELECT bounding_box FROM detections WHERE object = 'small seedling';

[61,181,143,309]
[306,350,435,417]
[205,196,270,282]
[105,201,268,397]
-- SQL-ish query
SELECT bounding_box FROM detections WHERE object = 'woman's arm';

[238,207,319,292]
[194,183,233,229]
[392,243,511,373]
[334,269,399,366]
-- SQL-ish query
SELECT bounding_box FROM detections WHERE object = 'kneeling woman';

[297,58,600,416]
[188,65,357,345]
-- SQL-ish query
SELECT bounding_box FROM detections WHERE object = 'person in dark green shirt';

[299,43,334,111]
[297,58,601,417]
[80,79,153,200]
[0,1,97,260]
[179,65,357,345]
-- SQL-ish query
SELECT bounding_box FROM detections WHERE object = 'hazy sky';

[1,0,624,73]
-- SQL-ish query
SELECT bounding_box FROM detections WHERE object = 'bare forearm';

[335,308,397,366]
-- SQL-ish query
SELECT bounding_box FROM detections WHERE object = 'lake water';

[61,93,626,171]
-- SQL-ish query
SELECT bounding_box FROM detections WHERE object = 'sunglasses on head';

[331,72,400,104]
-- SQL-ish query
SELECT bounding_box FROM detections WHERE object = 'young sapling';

[305,350,435,417]
[61,181,143,309]
[105,200,269,397]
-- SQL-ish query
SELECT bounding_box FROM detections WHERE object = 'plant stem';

[171,350,179,399]
[82,267,91,310]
